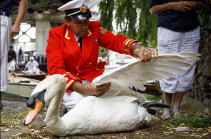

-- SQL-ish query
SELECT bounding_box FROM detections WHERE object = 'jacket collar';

[63,23,95,65]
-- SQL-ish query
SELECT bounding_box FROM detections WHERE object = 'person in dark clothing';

[18,46,23,64]
[34,54,40,63]
[149,0,203,120]
[8,44,19,72]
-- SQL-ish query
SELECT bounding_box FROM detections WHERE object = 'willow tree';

[99,0,158,48]
[99,0,211,109]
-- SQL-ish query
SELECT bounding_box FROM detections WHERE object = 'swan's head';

[23,74,66,125]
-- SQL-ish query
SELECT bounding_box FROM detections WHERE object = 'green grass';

[164,113,211,128]
[1,111,13,124]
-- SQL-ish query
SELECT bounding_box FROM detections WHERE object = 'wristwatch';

[132,42,145,46]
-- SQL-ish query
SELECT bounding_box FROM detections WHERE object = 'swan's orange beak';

[23,99,44,125]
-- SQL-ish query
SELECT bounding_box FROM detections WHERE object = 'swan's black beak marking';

[26,89,46,108]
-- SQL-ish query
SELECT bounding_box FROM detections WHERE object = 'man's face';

[66,17,89,38]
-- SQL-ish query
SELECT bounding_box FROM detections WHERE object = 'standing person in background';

[0,0,27,109]
[8,44,19,72]
[149,0,203,120]
[34,53,40,64]
[18,46,23,64]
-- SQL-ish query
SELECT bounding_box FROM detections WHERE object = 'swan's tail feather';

[138,107,154,122]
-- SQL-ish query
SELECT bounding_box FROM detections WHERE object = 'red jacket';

[46,21,137,92]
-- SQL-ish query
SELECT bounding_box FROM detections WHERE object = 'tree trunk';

[186,1,211,110]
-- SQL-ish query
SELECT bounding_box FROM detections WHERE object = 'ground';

[1,95,211,139]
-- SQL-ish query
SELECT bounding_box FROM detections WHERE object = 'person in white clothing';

[0,0,27,109]
[24,57,40,75]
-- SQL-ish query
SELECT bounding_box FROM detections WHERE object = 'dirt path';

[1,97,211,139]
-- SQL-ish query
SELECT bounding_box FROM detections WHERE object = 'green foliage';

[136,0,157,47]
[144,94,161,102]
[164,113,211,128]
[115,0,137,39]
[197,0,211,43]
[155,81,162,94]
[99,0,158,48]
[99,0,115,31]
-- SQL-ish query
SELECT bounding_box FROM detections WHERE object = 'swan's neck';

[44,88,64,126]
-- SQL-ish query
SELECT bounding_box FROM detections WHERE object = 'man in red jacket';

[46,0,158,111]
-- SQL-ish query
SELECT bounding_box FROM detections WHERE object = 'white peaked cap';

[58,0,102,11]
[30,56,34,60]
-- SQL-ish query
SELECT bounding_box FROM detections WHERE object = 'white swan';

[23,53,199,136]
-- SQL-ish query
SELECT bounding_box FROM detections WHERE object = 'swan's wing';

[92,53,200,101]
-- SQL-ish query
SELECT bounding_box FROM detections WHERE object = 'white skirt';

[157,26,200,93]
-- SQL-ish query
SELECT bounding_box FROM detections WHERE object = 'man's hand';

[169,2,192,12]
[70,82,111,96]
[131,43,158,62]
[10,23,21,37]
[10,0,27,36]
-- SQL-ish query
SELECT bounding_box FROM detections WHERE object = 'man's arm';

[70,82,111,96]
[10,0,28,36]
[150,1,203,15]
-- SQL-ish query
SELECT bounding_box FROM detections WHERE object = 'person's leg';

[63,91,86,111]
[157,27,182,119]
[18,56,20,64]
[172,91,184,115]
[161,92,173,120]
[172,26,200,116]
[0,16,11,108]
[164,92,173,107]
[62,80,90,112]
[0,92,2,109]
[25,70,33,75]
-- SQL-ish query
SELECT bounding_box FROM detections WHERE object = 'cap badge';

[80,5,88,13]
